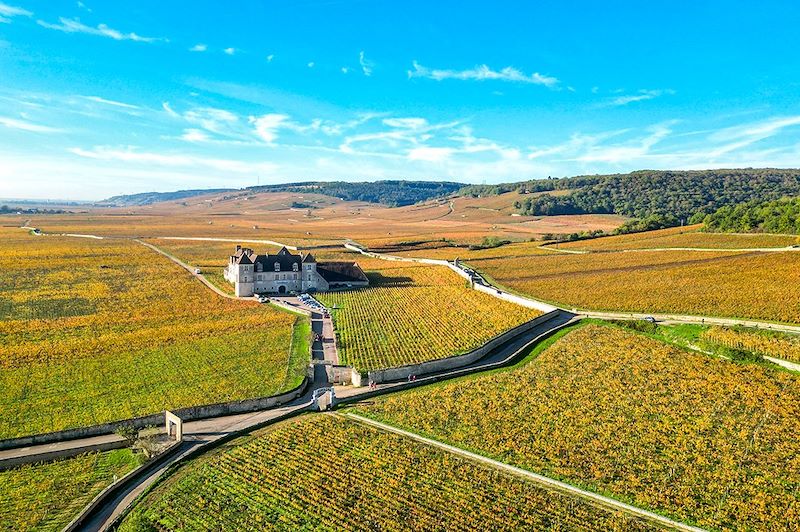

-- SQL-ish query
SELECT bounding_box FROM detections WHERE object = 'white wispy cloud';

[82,95,140,109]
[249,113,290,143]
[604,89,674,107]
[162,101,180,118]
[266,54,274,62]
[183,107,238,134]
[37,17,167,43]
[407,146,454,162]
[0,116,60,133]
[704,115,800,158]
[189,43,207,52]
[307,61,315,68]
[179,129,210,142]
[70,146,277,174]
[341,67,350,74]
[359,51,373,76]
[0,2,31,23]
[223,47,235,55]
[408,61,559,87]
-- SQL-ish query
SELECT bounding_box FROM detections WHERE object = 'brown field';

[556,225,800,251]
[24,190,626,247]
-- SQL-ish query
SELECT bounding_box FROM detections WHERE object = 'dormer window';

[256,263,262,272]
[274,262,280,272]
[292,263,299,272]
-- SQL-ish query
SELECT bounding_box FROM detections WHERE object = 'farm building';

[224,245,368,297]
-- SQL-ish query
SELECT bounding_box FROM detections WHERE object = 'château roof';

[316,262,368,283]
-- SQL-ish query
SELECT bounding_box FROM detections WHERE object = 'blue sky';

[1,1,800,200]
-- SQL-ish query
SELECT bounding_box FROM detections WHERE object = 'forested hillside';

[249,180,463,206]
[103,180,463,207]
[462,169,800,224]
[702,197,800,234]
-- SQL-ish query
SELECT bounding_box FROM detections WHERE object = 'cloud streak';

[0,116,61,133]
[70,146,277,174]
[408,61,558,87]
[0,2,31,23]
[359,51,373,76]
[603,89,674,107]
[37,17,167,43]
[83,96,140,110]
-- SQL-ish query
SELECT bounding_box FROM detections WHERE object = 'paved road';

[344,413,705,532]
[273,296,339,365]
[73,310,573,531]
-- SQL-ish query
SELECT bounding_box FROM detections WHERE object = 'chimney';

[236,245,241,252]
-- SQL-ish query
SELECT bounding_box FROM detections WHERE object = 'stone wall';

[366,310,558,384]
[0,379,310,451]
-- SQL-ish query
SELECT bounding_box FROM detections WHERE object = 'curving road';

[71,310,575,531]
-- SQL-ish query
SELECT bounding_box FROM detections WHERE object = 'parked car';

[194,268,202,274]
[644,316,657,323]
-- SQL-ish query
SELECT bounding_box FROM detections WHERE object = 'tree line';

[701,197,800,234]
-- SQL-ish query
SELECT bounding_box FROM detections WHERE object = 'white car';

[194,268,202,275]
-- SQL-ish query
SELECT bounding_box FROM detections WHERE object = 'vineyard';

[120,415,654,531]
[357,324,800,531]
[315,258,540,371]
[470,248,800,323]
[555,225,799,251]
[0,449,142,531]
[0,228,308,438]
[390,240,554,261]
[702,325,800,363]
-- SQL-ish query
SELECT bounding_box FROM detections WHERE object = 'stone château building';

[224,245,368,297]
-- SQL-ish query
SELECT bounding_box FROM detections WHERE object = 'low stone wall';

[0,378,310,451]
[472,281,558,313]
[0,437,130,471]
[64,439,186,532]
[366,311,558,384]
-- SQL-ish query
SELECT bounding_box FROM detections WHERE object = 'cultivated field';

[0,449,142,531]
[554,225,800,251]
[315,254,540,371]
[471,249,800,323]
[388,239,555,261]
[24,187,626,249]
[0,228,308,439]
[120,415,654,531]
[357,324,800,531]
[703,326,800,363]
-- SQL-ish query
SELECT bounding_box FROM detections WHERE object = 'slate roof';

[317,262,369,284]
[254,247,302,271]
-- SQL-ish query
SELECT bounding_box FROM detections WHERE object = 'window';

[274,262,280,271]
[293,273,297,280]
[256,263,262,272]
[292,263,299,272]
[257,274,262,281]
[305,264,312,271]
